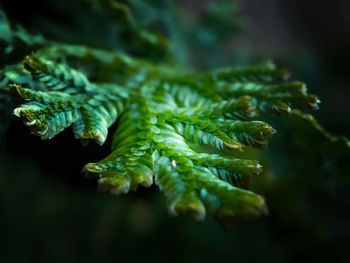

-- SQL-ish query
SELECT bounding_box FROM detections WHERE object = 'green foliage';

[92,0,170,58]
[0,2,348,229]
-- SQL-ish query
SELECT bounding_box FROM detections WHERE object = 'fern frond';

[202,60,290,84]
[2,4,348,230]
[12,54,127,144]
[24,53,90,92]
[8,44,328,228]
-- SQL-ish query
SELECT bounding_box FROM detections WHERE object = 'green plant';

[0,1,348,230]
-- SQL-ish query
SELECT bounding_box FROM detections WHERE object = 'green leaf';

[1,4,348,230]
[12,53,127,144]
[7,48,327,228]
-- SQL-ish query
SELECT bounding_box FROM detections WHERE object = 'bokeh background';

[1,0,350,262]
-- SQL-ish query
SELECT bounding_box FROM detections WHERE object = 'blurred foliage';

[0,0,350,262]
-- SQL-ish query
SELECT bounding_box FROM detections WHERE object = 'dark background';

[1,0,350,262]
